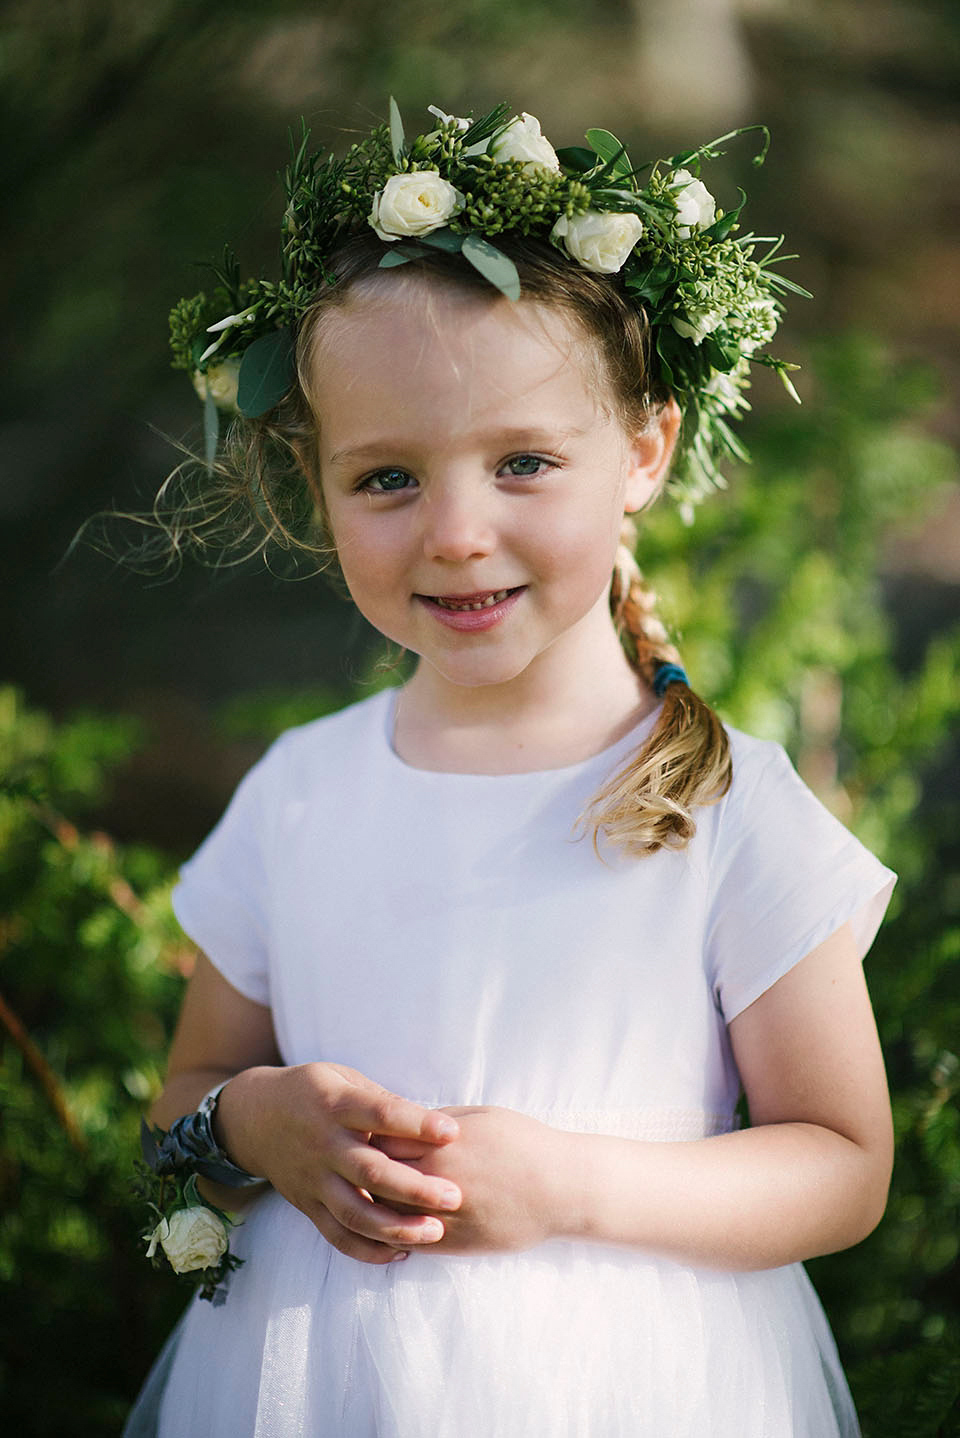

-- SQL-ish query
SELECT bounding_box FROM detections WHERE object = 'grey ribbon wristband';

[141,1079,265,1188]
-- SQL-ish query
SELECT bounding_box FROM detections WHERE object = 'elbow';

[860,1154,893,1242]
[839,1140,893,1250]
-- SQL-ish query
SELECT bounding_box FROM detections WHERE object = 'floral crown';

[170,100,809,517]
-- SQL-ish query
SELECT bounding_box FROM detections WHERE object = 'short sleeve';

[171,743,280,1008]
[706,735,896,1023]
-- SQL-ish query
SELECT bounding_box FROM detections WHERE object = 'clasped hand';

[375,1105,569,1256]
[220,1065,566,1264]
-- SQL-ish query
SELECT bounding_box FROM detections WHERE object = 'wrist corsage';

[135,1081,262,1304]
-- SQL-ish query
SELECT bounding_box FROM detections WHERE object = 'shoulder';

[704,723,840,871]
[721,725,798,809]
[248,688,394,791]
[725,723,793,781]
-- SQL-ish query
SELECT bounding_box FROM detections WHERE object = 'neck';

[394,621,657,775]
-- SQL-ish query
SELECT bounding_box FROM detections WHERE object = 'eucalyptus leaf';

[389,96,405,165]
[378,241,432,266]
[419,228,464,253]
[237,329,296,418]
[461,234,521,301]
[203,389,219,469]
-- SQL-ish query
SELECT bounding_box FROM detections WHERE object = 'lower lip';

[417,588,525,632]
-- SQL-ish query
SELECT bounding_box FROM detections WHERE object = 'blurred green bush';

[1,338,958,1434]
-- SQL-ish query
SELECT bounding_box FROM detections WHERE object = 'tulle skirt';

[127,1189,859,1437]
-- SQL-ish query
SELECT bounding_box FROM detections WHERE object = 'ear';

[623,398,682,513]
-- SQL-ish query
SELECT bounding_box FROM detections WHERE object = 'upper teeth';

[435,589,511,611]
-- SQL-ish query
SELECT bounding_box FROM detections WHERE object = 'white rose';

[148,1207,229,1274]
[550,210,644,275]
[192,358,241,412]
[368,171,465,242]
[490,113,560,173]
[671,169,717,238]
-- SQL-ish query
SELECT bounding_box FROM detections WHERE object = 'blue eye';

[363,468,416,493]
[504,455,545,477]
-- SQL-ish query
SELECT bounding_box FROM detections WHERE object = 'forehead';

[303,275,607,427]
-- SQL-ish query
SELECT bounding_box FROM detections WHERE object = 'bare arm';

[381,924,894,1268]
[151,952,463,1263]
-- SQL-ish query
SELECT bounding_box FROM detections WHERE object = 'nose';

[419,480,497,564]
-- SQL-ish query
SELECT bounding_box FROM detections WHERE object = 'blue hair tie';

[652,662,689,698]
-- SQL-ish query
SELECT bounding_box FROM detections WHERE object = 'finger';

[323,1174,449,1246]
[340,1140,462,1213]
[308,1205,412,1266]
[372,1136,432,1161]
[332,1087,459,1144]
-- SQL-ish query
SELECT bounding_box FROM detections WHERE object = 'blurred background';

[1,1,958,1432]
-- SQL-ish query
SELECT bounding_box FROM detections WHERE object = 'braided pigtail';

[584,517,732,857]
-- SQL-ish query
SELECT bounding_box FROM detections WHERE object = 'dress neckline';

[380,687,662,781]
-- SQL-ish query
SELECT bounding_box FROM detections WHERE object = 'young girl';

[128,103,896,1436]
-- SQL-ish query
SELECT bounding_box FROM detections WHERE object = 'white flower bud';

[368,171,465,241]
[426,105,470,133]
[550,210,644,275]
[490,113,560,173]
[671,169,717,239]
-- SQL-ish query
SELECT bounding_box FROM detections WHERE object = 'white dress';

[131,690,896,1437]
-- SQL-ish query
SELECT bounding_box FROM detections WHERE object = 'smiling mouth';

[428,587,520,612]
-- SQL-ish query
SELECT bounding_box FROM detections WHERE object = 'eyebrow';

[328,426,588,466]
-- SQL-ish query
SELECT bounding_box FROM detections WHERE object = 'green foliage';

[0,690,187,1433]
[1,344,957,1432]
[642,335,960,1430]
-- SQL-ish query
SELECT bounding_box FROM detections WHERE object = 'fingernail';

[392,1251,409,1262]
[436,1117,458,1138]
[436,1186,460,1211]
[420,1219,444,1241]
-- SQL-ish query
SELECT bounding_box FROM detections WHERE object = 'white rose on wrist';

[490,113,560,173]
[551,210,644,274]
[671,169,717,238]
[146,1207,229,1274]
[368,171,465,241]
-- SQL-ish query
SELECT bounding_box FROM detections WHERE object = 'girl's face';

[306,278,676,698]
